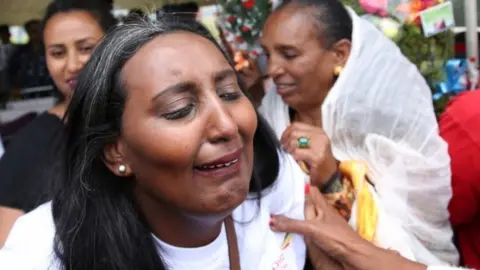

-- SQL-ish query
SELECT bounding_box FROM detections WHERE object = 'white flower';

[238,42,248,51]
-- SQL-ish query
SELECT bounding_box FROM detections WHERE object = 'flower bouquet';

[340,0,455,114]
[217,0,271,61]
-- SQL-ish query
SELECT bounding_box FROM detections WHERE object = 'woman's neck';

[48,101,68,120]
[293,107,323,127]
[138,195,226,248]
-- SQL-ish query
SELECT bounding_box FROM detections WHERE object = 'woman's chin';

[183,190,248,223]
[193,156,252,215]
[209,181,250,214]
[280,93,303,108]
[57,87,72,100]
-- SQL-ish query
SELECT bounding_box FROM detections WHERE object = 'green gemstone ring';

[297,136,310,148]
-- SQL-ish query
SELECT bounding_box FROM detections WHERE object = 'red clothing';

[439,90,480,269]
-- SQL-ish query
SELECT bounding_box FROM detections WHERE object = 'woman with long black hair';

[0,15,307,269]
[0,13,470,270]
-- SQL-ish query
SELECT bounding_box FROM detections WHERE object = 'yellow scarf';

[339,161,378,242]
[300,160,378,242]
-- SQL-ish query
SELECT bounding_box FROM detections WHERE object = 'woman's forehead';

[44,11,104,44]
[263,6,319,44]
[121,32,232,90]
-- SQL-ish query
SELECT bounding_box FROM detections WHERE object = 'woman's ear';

[332,39,352,67]
[103,140,132,177]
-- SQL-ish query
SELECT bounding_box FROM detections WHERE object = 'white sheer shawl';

[259,8,458,265]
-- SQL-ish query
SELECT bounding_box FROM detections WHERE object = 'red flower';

[413,16,421,26]
[242,0,255,9]
[227,16,235,23]
[235,36,244,43]
[241,26,250,32]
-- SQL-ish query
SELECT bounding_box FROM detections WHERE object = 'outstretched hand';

[270,185,360,263]
[269,185,428,270]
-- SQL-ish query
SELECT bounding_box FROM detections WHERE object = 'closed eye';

[163,103,194,120]
[219,92,241,101]
[79,46,95,54]
[281,50,298,60]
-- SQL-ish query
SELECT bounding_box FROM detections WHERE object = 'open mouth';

[66,79,77,89]
[275,83,297,95]
[193,149,242,178]
[195,158,240,171]
[276,83,296,89]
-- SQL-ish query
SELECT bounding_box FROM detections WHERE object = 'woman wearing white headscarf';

[259,0,458,266]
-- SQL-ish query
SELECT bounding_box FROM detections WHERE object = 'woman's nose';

[267,56,285,78]
[206,98,239,144]
[66,51,82,74]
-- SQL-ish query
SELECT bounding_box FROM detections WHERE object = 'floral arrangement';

[339,0,455,115]
[217,0,271,59]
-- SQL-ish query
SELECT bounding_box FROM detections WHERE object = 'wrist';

[338,238,378,269]
[310,159,339,187]
[319,169,342,192]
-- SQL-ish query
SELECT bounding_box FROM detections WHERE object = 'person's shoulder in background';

[439,90,480,225]
[0,113,64,212]
[443,90,480,114]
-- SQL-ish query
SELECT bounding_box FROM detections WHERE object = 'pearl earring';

[119,165,126,173]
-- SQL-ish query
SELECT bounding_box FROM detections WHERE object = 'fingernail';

[269,216,275,227]
[304,183,310,195]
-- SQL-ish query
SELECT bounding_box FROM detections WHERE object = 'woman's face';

[112,32,257,217]
[261,5,350,110]
[44,11,104,100]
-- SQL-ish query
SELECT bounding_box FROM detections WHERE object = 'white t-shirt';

[0,154,307,270]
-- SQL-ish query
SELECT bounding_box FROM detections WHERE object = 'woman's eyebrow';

[46,44,64,49]
[214,69,236,83]
[152,81,194,102]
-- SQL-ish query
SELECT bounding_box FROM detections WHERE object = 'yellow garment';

[339,161,378,242]
[299,160,378,242]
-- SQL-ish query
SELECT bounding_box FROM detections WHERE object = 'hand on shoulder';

[269,186,429,270]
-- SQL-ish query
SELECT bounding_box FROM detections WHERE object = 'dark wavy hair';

[52,15,280,270]
[43,0,117,34]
